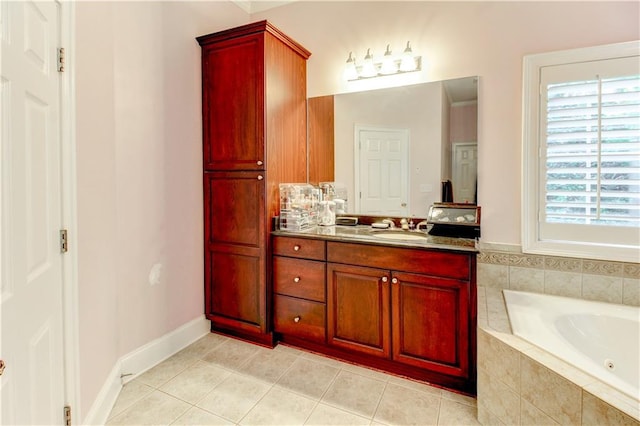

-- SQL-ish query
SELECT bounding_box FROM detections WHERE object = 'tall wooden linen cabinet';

[197,21,311,345]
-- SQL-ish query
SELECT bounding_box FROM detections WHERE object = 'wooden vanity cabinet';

[198,21,310,345]
[327,241,473,381]
[272,235,477,393]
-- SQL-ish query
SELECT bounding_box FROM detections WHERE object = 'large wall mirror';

[308,76,478,218]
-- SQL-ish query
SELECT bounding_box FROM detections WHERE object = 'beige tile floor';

[107,333,479,425]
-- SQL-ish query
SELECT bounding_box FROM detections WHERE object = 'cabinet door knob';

[257,175,264,180]
[293,245,300,251]
[293,316,301,323]
[257,160,263,166]
[293,277,301,283]
[381,276,388,282]
[392,277,399,284]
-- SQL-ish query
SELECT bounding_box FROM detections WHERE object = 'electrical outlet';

[149,263,163,286]
[420,184,433,193]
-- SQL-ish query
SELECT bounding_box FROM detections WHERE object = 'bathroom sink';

[370,230,428,241]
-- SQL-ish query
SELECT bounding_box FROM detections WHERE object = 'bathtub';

[503,290,640,402]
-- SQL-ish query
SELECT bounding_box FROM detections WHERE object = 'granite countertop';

[272,225,479,253]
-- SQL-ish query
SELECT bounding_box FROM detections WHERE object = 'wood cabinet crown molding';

[196,20,311,59]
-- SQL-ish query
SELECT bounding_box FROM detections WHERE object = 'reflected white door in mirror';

[452,142,477,204]
[355,126,410,216]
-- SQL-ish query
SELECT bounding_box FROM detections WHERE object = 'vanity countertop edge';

[271,225,479,253]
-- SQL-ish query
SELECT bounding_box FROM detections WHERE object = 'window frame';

[522,40,640,262]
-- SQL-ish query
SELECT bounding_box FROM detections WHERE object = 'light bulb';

[380,44,397,75]
[361,48,377,78]
[400,41,417,72]
[344,51,358,81]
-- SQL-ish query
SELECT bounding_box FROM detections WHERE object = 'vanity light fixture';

[344,41,422,81]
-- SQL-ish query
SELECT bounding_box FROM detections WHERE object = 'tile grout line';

[235,345,307,425]
[370,380,389,425]
[302,361,345,425]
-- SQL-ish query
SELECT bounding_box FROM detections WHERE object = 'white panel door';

[1,1,66,424]
[452,142,477,204]
[356,127,409,216]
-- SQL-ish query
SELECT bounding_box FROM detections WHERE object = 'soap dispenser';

[318,200,336,226]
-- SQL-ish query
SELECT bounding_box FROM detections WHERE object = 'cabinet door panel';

[392,272,469,377]
[204,171,266,332]
[202,34,264,170]
[204,172,265,248]
[209,251,262,326]
[327,263,390,358]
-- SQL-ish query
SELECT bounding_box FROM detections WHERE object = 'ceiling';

[443,76,478,103]
[232,0,297,14]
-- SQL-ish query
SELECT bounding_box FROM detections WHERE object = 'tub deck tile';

[583,382,640,422]
[520,353,583,425]
[582,391,640,426]
[521,346,597,389]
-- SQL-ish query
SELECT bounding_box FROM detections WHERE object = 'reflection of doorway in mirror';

[452,142,478,204]
[355,126,410,216]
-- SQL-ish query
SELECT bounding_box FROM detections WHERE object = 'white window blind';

[543,69,640,227]
[523,42,640,262]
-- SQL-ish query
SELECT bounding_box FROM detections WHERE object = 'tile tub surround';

[477,243,640,306]
[477,286,640,425]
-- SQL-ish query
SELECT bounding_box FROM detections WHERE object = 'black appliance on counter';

[427,203,481,239]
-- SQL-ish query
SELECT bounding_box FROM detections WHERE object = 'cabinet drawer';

[274,257,326,302]
[274,295,326,342]
[327,242,471,280]
[273,236,326,260]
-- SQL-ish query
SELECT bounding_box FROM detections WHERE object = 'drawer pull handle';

[294,316,301,323]
[293,277,301,283]
[257,175,264,181]
[293,245,300,251]
[381,276,388,282]
[392,277,399,284]
[257,160,263,166]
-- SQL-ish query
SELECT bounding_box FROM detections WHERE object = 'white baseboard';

[82,315,210,425]
[119,315,210,381]
[81,360,123,425]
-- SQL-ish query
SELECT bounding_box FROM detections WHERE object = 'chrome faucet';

[381,218,396,228]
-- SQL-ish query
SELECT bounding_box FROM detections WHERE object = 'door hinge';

[64,405,71,426]
[60,229,68,253]
[58,47,65,72]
